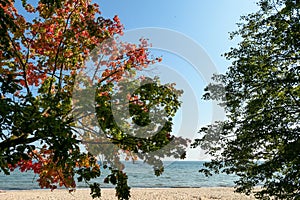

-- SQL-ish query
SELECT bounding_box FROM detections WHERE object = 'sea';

[0,161,238,190]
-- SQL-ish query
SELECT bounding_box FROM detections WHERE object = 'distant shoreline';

[1,185,238,191]
[0,185,237,191]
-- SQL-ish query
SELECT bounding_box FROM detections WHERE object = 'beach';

[0,188,256,200]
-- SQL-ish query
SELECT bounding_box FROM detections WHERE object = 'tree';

[193,0,299,199]
[0,0,189,199]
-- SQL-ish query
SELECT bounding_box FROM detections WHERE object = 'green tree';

[0,0,188,199]
[193,0,299,199]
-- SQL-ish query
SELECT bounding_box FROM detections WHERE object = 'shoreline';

[0,187,257,200]
[0,186,235,191]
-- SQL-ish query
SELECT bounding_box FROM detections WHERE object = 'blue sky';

[97,0,259,160]
[14,0,260,160]
[99,0,258,73]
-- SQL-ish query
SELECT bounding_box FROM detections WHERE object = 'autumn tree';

[193,0,300,199]
[0,0,188,199]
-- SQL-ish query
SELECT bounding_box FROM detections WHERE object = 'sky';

[96,0,260,160]
[14,0,260,161]
[99,0,258,73]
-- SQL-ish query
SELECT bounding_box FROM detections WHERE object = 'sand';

[0,188,257,200]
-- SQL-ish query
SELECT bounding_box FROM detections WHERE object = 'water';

[0,161,238,190]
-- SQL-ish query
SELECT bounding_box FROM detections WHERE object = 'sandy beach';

[0,187,256,200]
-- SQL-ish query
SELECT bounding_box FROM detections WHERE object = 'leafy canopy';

[0,0,189,199]
[193,0,300,199]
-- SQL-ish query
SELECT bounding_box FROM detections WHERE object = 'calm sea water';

[0,161,238,190]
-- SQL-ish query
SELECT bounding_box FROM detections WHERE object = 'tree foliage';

[0,0,188,199]
[193,0,300,199]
